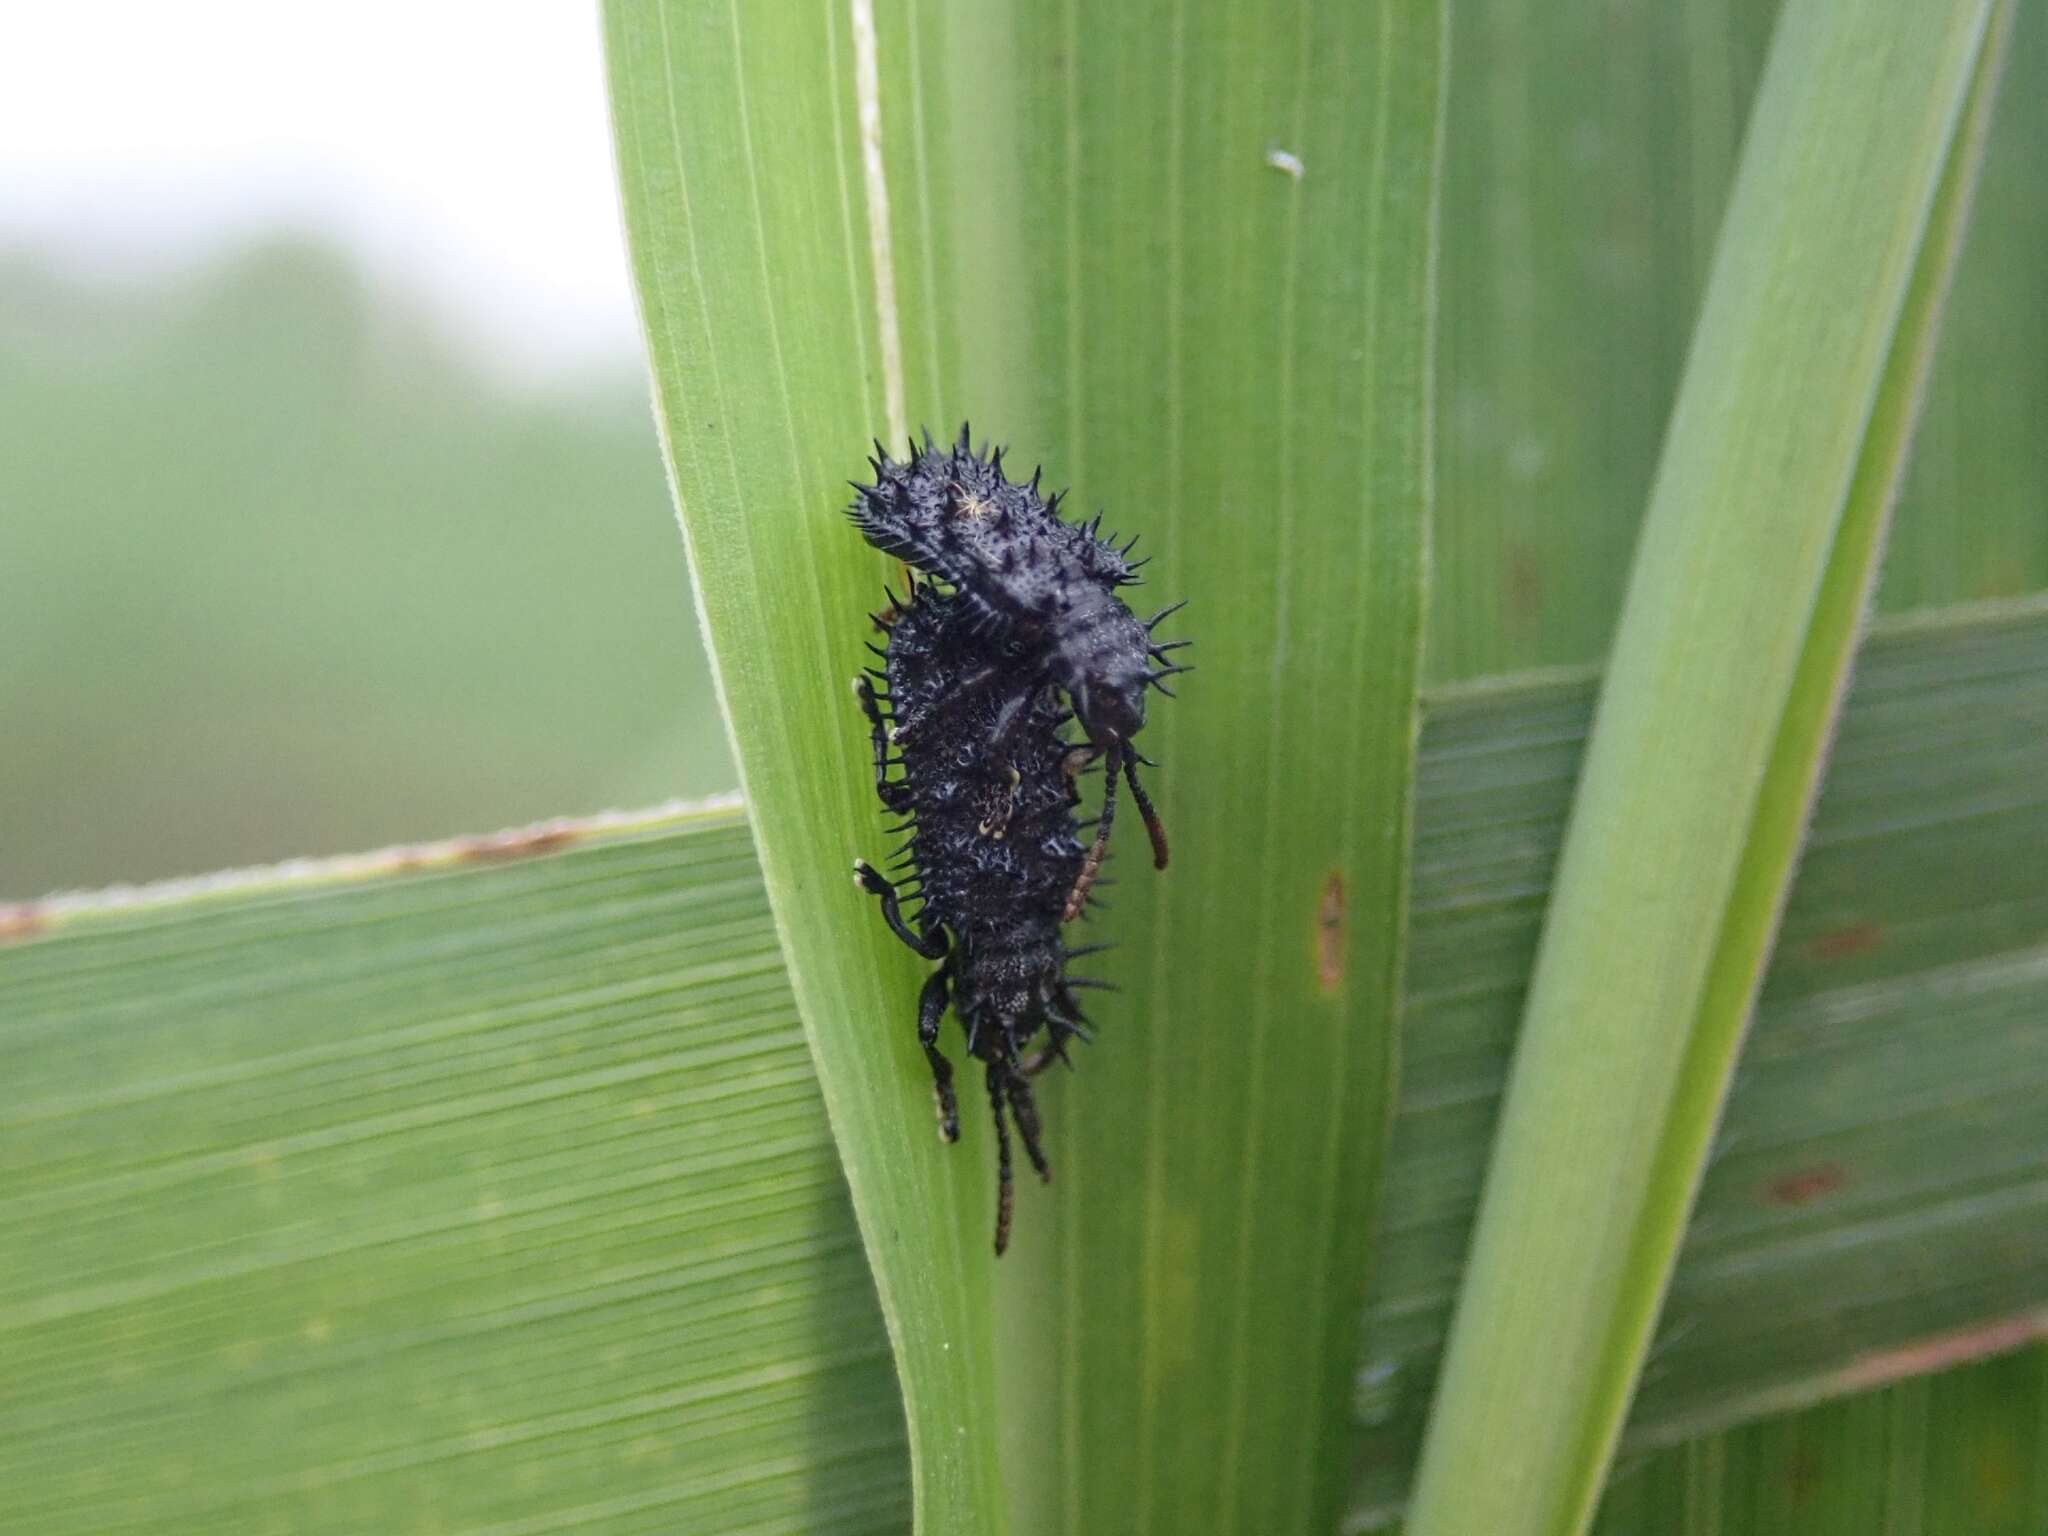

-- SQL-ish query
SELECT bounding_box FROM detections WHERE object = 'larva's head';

[1055,588,1153,749]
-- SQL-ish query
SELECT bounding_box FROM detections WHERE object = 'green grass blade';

[1403,3,2008,1532]
[0,806,907,1535]
[1352,595,2048,1525]
[604,3,1445,1533]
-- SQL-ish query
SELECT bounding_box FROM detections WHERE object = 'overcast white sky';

[0,3,640,375]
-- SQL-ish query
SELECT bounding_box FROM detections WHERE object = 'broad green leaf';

[3,601,2040,1530]
[603,4,1445,1534]
[1352,594,2048,1524]
[0,806,907,1535]
[1404,4,2011,1534]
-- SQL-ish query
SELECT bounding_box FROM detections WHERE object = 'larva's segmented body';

[847,426,1187,1255]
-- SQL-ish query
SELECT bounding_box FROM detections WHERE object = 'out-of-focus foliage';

[1429,0,2048,681]
[1590,1346,2048,1536]
[0,241,730,898]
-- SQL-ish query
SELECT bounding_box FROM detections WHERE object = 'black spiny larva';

[849,423,1187,913]
[847,427,1187,1254]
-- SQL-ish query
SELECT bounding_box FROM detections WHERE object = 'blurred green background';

[0,5,739,901]
[0,241,731,898]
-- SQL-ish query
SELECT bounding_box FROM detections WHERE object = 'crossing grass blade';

[1401,3,2013,1532]
[1351,595,2048,1526]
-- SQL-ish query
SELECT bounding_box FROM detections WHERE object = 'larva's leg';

[917,963,959,1142]
[987,1065,1015,1257]
[1122,752,1170,871]
[853,860,948,959]
[1006,1068,1052,1184]
[1063,743,1121,922]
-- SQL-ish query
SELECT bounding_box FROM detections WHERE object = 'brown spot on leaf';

[1783,1446,1823,1504]
[1505,543,1544,628]
[0,904,49,943]
[1315,873,1346,994]
[1766,1163,1849,1206]
[1807,921,1884,961]
[457,828,577,863]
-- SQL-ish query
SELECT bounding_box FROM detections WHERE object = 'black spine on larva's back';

[847,425,1143,619]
